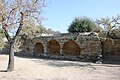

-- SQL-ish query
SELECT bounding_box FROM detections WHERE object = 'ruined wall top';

[33,32,99,41]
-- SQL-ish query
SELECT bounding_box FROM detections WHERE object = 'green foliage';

[96,17,113,31]
[68,17,97,33]
[98,29,120,39]
[109,29,120,39]
[96,15,120,38]
[0,29,5,38]
[93,26,103,33]
[98,31,108,38]
[0,29,5,51]
[96,15,120,31]
[68,36,77,40]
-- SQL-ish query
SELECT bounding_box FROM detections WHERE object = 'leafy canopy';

[0,0,45,71]
[96,15,120,38]
[0,0,45,39]
[96,15,120,31]
[68,17,97,33]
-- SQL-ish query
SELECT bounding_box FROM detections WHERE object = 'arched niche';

[34,42,44,53]
[48,40,60,54]
[63,40,81,55]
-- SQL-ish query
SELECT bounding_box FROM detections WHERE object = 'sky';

[42,0,120,33]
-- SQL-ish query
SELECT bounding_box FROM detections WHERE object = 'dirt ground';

[0,54,120,80]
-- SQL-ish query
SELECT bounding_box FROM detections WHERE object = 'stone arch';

[34,42,44,53]
[63,40,81,55]
[48,40,60,54]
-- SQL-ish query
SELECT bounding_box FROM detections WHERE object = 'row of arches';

[34,40,81,55]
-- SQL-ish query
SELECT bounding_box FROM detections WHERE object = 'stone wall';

[101,38,120,62]
[2,32,120,62]
[14,32,102,62]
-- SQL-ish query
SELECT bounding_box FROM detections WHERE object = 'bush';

[68,17,97,33]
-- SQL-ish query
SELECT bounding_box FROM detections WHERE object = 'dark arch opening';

[48,40,60,54]
[63,40,81,55]
[34,42,44,53]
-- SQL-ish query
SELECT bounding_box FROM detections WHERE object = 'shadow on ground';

[1,53,120,69]
[0,70,7,72]
[33,58,93,68]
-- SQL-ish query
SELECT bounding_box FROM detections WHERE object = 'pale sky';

[42,0,120,33]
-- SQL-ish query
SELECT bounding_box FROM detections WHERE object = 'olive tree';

[0,0,45,71]
[96,15,120,37]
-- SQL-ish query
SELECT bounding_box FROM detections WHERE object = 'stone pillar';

[43,42,47,53]
[60,43,63,55]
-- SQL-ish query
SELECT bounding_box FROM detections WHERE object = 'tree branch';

[7,8,16,23]
[13,12,24,40]
[0,13,11,42]
[8,21,20,26]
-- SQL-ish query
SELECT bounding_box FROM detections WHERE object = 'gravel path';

[0,54,120,80]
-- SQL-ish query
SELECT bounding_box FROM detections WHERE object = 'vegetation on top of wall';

[67,15,120,39]
[96,15,120,38]
[68,16,97,33]
[98,29,120,39]
[68,36,77,40]
[109,29,120,39]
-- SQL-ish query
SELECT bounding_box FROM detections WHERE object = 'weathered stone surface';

[12,32,102,62]
[102,38,120,61]
[2,32,120,62]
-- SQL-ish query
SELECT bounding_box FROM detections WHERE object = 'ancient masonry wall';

[3,32,120,62]
[14,33,102,61]
[101,38,120,61]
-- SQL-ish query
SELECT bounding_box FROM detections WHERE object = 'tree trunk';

[7,40,15,72]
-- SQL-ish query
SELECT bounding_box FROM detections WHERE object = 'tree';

[36,25,47,34]
[0,0,45,71]
[96,15,120,37]
[68,17,97,33]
